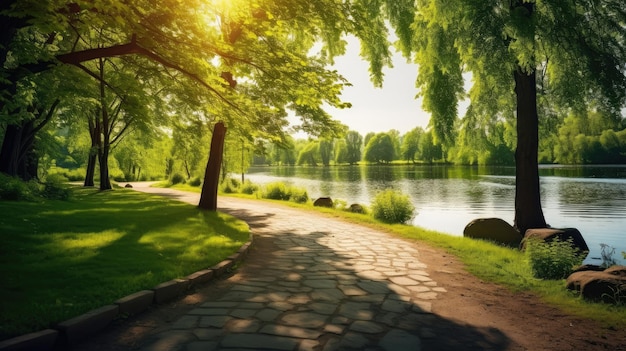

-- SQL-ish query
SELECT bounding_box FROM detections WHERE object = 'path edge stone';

[0,233,253,351]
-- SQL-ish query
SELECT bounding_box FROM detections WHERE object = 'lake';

[244,164,626,265]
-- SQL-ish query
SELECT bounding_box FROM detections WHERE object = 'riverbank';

[75,184,626,350]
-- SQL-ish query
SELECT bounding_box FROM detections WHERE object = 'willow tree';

[379,0,626,234]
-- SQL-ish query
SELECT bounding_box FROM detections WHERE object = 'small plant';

[240,180,259,195]
[289,187,309,204]
[188,177,202,187]
[261,182,290,200]
[170,173,186,185]
[370,189,415,224]
[41,174,72,200]
[0,173,40,201]
[333,199,348,211]
[525,237,586,280]
[220,178,241,193]
[599,243,618,268]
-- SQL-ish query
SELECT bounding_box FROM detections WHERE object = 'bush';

[170,173,186,185]
[289,187,309,204]
[42,174,72,200]
[0,174,40,201]
[525,237,586,280]
[261,182,290,200]
[188,177,202,187]
[370,190,415,224]
[220,178,241,193]
[240,180,259,195]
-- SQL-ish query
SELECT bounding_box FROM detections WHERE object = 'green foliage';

[345,131,363,164]
[289,187,309,204]
[188,177,202,187]
[48,167,86,182]
[260,182,308,203]
[370,189,415,224]
[364,133,395,163]
[41,174,72,200]
[0,173,40,201]
[240,180,259,195]
[220,178,241,194]
[261,182,291,200]
[0,188,248,338]
[170,173,186,185]
[525,237,586,280]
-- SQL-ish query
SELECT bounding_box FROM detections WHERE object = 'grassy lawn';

[0,187,249,340]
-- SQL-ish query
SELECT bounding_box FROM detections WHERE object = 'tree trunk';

[513,68,547,235]
[98,145,112,190]
[0,121,38,180]
[84,151,96,186]
[199,122,227,211]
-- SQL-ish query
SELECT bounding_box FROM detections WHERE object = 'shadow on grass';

[0,189,248,340]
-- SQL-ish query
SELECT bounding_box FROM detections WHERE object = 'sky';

[290,36,431,138]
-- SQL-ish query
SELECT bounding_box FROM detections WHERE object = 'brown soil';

[77,238,625,351]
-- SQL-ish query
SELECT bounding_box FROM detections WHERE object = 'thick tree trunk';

[514,68,547,235]
[0,121,38,180]
[199,122,227,211]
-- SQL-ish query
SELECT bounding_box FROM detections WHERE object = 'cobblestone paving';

[132,186,445,351]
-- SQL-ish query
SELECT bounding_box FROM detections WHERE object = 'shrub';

[220,178,241,193]
[261,182,290,200]
[0,174,40,201]
[370,190,415,224]
[289,187,309,204]
[240,180,259,195]
[42,174,72,200]
[188,177,202,187]
[170,173,186,185]
[525,237,586,280]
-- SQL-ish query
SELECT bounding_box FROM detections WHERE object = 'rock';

[522,228,589,253]
[463,218,522,247]
[349,203,365,214]
[566,266,626,303]
[124,183,133,188]
[314,197,333,208]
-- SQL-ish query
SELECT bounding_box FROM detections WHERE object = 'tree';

[318,139,333,166]
[364,133,395,164]
[419,131,442,164]
[401,127,424,163]
[297,141,319,166]
[345,130,363,165]
[383,1,626,234]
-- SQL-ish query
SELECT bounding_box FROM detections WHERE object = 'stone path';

[128,184,447,351]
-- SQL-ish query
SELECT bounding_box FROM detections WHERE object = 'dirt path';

[77,184,625,350]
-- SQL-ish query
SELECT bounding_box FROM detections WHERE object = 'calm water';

[244,165,626,265]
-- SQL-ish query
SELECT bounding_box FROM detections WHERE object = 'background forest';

[45,108,626,185]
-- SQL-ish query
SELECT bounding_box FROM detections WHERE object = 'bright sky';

[291,36,431,138]
[325,37,430,136]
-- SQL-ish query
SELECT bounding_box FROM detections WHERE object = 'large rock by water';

[566,265,626,303]
[522,228,589,253]
[463,218,522,247]
[313,197,333,208]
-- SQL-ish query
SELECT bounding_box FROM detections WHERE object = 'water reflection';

[247,165,626,264]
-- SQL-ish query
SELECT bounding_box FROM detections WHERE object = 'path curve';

[78,183,511,351]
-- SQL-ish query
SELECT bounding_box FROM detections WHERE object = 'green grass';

[0,187,249,339]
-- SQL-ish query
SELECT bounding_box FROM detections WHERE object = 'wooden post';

[198,121,227,210]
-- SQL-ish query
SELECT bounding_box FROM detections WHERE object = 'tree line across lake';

[46,106,626,185]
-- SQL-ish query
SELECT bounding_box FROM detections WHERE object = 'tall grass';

[0,187,249,339]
